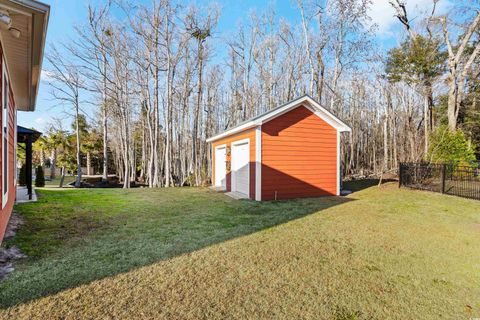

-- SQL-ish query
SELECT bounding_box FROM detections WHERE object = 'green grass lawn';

[1,182,479,319]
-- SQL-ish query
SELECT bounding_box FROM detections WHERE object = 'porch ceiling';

[0,0,49,112]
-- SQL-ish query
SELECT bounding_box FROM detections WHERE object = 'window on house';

[2,61,8,207]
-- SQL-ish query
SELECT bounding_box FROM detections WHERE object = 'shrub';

[19,163,27,186]
[35,165,45,187]
[426,125,476,166]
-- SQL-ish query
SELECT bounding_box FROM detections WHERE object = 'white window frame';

[2,59,8,209]
[13,109,16,186]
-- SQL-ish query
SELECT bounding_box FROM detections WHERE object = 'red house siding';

[211,128,256,200]
[0,46,18,242]
[261,105,337,200]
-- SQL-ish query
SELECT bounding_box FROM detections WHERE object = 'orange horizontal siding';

[0,46,18,243]
[261,105,337,200]
[262,171,337,176]
[262,132,337,139]
[262,152,336,156]
[262,139,337,145]
[263,142,337,148]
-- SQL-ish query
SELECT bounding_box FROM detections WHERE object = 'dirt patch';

[55,215,103,240]
[0,247,26,280]
[0,213,26,280]
[3,213,24,239]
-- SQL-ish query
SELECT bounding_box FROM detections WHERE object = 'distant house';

[0,0,49,243]
[207,95,351,201]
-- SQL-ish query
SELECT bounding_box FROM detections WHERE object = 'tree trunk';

[164,57,172,187]
[75,97,82,188]
[316,51,325,103]
[447,68,458,131]
[102,52,108,181]
[423,91,430,155]
[59,166,66,188]
[50,149,56,180]
[192,38,205,186]
[153,47,160,187]
[383,117,388,172]
[40,149,45,167]
[86,151,92,176]
[298,0,314,95]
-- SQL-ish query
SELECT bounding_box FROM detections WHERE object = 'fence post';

[441,164,446,194]
[398,163,403,188]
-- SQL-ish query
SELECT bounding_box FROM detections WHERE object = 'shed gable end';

[261,104,338,134]
[261,105,338,200]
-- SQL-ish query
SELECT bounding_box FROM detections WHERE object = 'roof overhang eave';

[28,1,49,111]
[206,122,259,143]
[206,95,353,143]
[0,0,50,112]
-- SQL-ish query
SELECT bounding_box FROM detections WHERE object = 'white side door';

[232,141,249,196]
[214,146,226,189]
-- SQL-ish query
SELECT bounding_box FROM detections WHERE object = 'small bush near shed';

[35,166,45,187]
[18,164,27,186]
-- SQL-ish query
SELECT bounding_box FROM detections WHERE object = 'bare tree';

[41,0,460,189]
[440,11,480,130]
[45,46,84,187]
[297,0,315,95]
[186,5,219,185]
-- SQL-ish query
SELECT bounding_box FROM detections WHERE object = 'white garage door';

[232,141,249,196]
[215,146,226,189]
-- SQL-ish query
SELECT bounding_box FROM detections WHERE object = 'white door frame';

[255,126,262,201]
[231,138,250,196]
[214,144,226,189]
[2,58,9,209]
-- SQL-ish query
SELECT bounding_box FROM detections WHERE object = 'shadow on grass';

[344,179,397,193]
[0,187,354,308]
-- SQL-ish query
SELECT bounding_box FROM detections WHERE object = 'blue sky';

[18,0,450,132]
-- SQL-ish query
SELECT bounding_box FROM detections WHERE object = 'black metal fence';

[399,163,480,201]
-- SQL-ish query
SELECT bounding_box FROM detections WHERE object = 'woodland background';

[27,0,480,188]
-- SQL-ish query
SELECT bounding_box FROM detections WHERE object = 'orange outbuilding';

[207,95,351,201]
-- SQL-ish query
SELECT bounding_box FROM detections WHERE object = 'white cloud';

[40,69,54,82]
[34,117,46,125]
[367,0,452,37]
